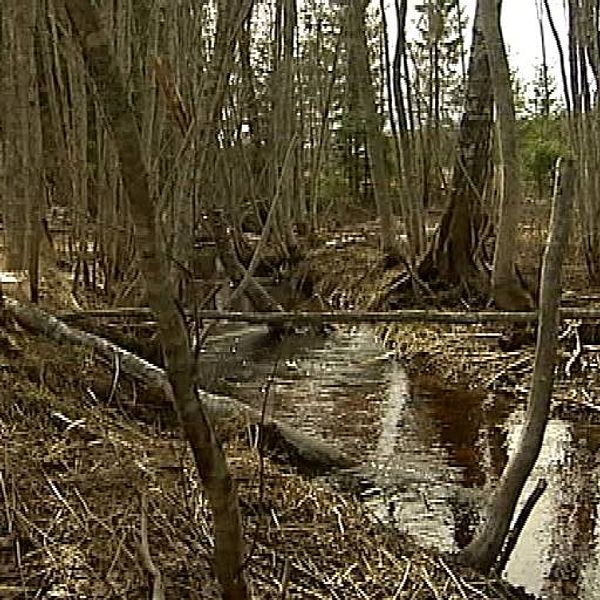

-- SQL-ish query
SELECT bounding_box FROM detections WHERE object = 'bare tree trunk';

[0,0,45,299]
[566,0,600,287]
[28,0,44,303]
[270,0,299,258]
[63,2,248,597]
[391,0,425,260]
[482,0,532,310]
[307,31,343,234]
[2,0,35,272]
[420,0,492,289]
[346,0,400,262]
[458,158,575,572]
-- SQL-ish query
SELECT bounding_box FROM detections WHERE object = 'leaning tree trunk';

[419,0,492,289]
[482,0,532,311]
[458,158,575,572]
[63,2,248,598]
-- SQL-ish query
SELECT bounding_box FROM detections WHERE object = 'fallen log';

[6,298,353,473]
[58,307,600,325]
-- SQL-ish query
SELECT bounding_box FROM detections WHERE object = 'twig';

[107,352,121,405]
[485,354,532,388]
[0,467,13,533]
[579,389,600,412]
[438,556,468,599]
[241,352,281,570]
[138,493,165,600]
[420,565,442,599]
[280,557,290,600]
[45,476,85,529]
[391,559,411,600]
[332,506,345,536]
[459,579,490,599]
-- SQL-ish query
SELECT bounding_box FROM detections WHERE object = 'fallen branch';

[58,307,600,325]
[138,493,165,600]
[6,298,353,473]
[7,298,165,388]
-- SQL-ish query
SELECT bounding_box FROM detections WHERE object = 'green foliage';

[518,116,565,199]
[517,62,566,199]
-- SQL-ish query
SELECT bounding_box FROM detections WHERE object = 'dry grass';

[0,326,530,598]
[0,216,565,598]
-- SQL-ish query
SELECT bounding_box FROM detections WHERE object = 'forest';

[0,0,599,598]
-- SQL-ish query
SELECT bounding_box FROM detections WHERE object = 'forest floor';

[0,315,533,599]
[1,207,591,599]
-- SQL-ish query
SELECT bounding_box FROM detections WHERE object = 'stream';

[203,324,600,598]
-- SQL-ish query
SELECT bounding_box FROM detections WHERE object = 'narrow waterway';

[204,324,600,598]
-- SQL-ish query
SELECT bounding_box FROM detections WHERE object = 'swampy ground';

[1,212,595,599]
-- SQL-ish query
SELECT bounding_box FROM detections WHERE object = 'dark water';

[205,325,600,599]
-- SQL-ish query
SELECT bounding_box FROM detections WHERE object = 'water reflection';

[208,325,600,598]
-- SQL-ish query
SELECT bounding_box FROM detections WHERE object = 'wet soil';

[0,318,535,599]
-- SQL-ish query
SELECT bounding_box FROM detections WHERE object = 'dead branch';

[139,493,165,600]
[58,306,600,325]
[493,478,547,575]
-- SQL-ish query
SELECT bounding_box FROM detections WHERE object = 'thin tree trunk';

[482,0,531,310]
[2,0,32,271]
[543,0,572,118]
[392,0,424,260]
[63,2,248,597]
[209,209,284,314]
[346,0,400,262]
[458,158,575,572]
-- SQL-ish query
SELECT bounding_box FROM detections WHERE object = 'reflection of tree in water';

[543,422,600,599]
[409,378,511,548]
[481,392,513,484]
[238,329,391,459]
[447,491,480,549]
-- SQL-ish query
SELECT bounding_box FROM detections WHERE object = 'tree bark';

[346,0,400,262]
[420,0,493,289]
[482,0,531,311]
[1,0,40,273]
[391,0,425,260]
[63,2,249,597]
[458,158,575,572]
[57,305,600,326]
[269,0,299,257]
